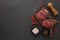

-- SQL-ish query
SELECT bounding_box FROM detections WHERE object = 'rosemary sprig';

[46,13,58,24]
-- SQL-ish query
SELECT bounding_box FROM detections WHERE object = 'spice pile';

[31,3,58,39]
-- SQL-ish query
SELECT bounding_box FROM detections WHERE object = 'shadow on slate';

[0,0,60,40]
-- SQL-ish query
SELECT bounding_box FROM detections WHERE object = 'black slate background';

[0,0,60,40]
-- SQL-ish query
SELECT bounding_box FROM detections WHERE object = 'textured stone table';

[0,0,60,40]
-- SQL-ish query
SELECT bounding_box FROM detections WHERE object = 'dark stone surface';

[0,0,60,40]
